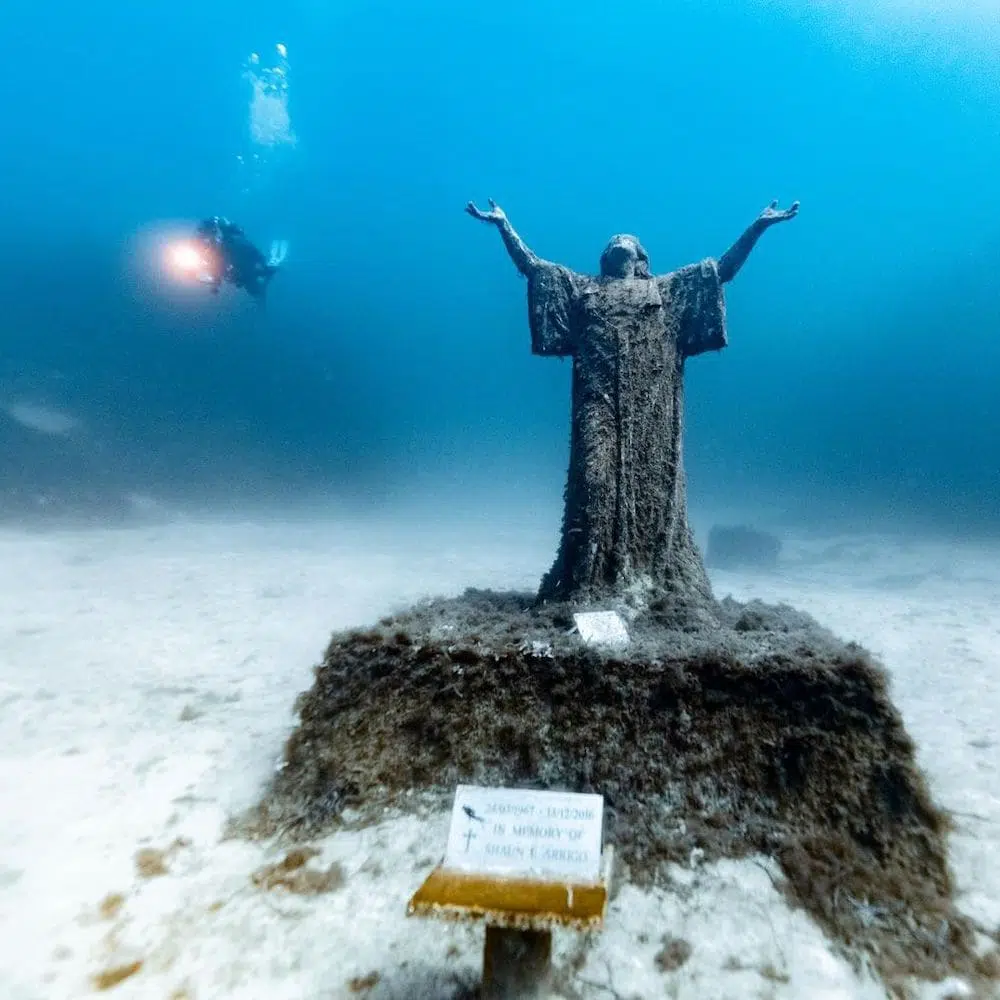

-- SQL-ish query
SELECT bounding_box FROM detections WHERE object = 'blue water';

[2,0,998,530]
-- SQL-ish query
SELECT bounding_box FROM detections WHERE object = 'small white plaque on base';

[443,785,604,883]
[573,611,630,649]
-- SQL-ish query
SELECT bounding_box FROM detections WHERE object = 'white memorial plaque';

[443,785,604,882]
[573,611,630,649]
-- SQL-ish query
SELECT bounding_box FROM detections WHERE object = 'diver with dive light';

[184,216,288,301]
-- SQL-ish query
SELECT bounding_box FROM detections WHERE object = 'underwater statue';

[253,197,976,997]
[467,197,799,607]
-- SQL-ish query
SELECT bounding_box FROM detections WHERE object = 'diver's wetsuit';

[194,217,278,299]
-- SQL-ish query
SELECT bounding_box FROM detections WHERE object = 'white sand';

[0,510,997,999]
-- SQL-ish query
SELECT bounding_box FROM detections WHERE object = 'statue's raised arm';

[467,198,583,359]
[466,199,543,277]
[717,199,799,283]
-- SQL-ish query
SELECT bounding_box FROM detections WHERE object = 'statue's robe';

[527,259,727,606]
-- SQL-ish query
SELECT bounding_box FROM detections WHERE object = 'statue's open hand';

[465,199,507,225]
[758,200,799,226]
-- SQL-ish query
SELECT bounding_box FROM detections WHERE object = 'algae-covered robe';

[528,259,727,605]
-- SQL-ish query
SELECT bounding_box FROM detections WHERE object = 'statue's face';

[599,234,650,279]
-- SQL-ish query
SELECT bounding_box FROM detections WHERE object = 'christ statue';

[467,197,799,610]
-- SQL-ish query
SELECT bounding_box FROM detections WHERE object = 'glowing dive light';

[170,242,204,271]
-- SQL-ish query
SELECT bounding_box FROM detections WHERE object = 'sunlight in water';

[777,0,1000,57]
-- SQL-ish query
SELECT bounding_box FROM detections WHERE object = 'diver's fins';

[267,239,289,269]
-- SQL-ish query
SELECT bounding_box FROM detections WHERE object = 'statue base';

[239,589,988,990]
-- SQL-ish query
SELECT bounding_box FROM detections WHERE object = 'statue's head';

[599,234,651,279]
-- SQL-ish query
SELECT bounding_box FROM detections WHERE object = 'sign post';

[407,785,612,999]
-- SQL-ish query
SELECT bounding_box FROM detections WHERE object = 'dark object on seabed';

[706,524,782,570]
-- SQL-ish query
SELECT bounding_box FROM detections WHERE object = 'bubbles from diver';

[237,42,295,196]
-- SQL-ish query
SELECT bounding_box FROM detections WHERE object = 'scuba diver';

[186,216,288,302]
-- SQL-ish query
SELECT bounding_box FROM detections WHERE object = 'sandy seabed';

[0,507,997,1000]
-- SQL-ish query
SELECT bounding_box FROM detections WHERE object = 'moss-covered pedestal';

[241,589,992,991]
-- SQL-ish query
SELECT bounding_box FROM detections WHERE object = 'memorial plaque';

[573,610,630,649]
[443,785,604,883]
